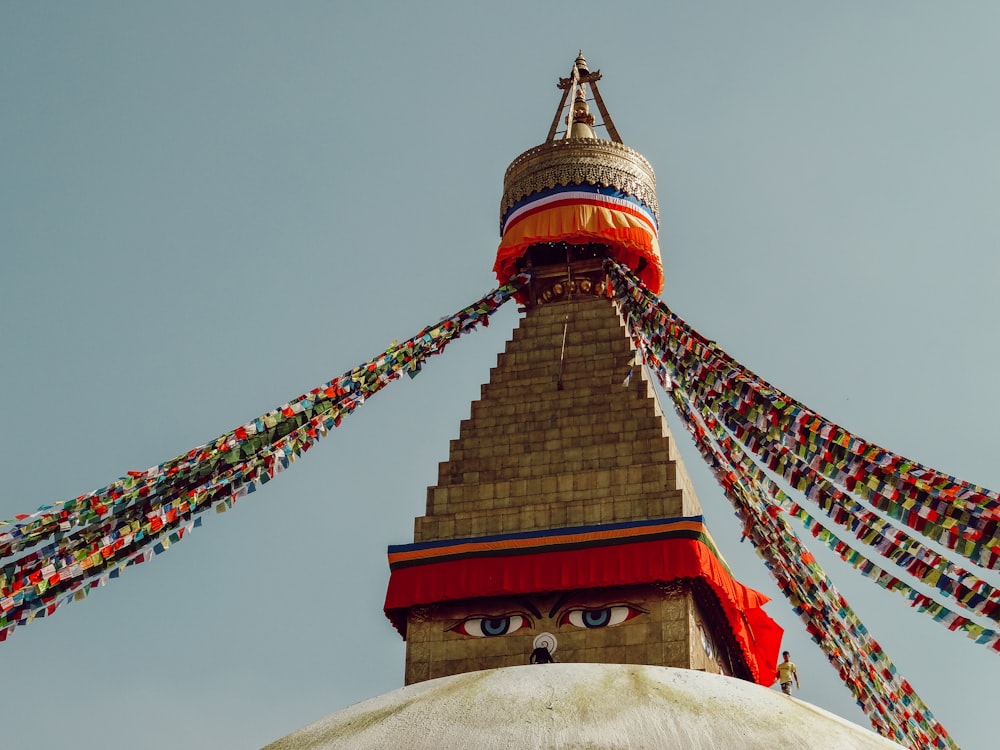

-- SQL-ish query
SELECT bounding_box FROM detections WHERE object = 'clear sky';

[2,3,997,749]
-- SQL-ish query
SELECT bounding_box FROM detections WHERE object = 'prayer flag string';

[648,334,1000,626]
[606,259,999,571]
[606,261,999,573]
[683,389,999,646]
[0,276,528,641]
[604,259,998,748]
[667,384,956,749]
[606,259,998,635]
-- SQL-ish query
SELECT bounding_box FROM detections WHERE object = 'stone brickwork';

[401,291,737,685]
[402,582,743,685]
[414,294,701,543]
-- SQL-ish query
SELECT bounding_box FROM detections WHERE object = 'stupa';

[263,54,905,750]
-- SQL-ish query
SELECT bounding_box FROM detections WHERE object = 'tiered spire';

[495,53,664,300]
[384,55,782,687]
[546,50,622,143]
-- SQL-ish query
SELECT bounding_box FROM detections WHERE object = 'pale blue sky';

[2,3,998,748]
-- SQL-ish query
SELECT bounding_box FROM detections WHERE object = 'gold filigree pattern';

[500,139,658,224]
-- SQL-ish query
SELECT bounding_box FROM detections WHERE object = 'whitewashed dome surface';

[263,663,904,749]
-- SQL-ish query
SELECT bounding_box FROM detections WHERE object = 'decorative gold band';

[500,139,658,224]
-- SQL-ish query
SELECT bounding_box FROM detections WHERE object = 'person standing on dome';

[776,651,800,695]
[530,645,555,664]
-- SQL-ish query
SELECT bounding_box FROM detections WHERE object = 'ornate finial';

[496,55,663,298]
[552,52,622,144]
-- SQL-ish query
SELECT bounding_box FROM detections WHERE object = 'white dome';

[263,663,904,749]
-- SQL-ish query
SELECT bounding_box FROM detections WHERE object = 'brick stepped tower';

[383,52,781,689]
[415,297,700,542]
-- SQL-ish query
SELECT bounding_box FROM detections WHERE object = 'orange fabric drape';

[495,202,664,293]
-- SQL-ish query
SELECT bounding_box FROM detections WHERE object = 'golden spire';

[546,50,622,144]
[568,85,597,139]
[495,53,663,297]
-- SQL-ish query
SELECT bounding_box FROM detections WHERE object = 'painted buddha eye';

[451,614,530,637]
[560,606,641,629]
